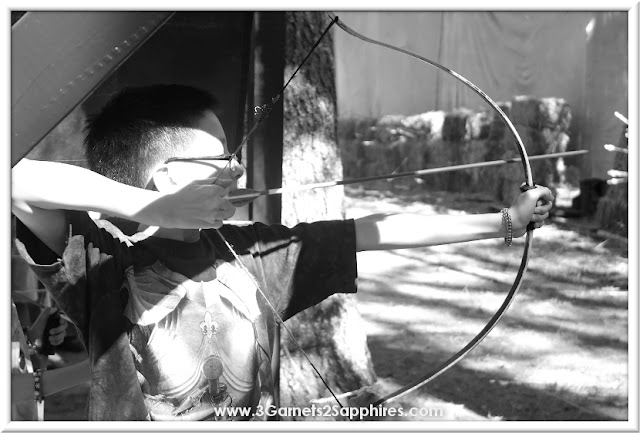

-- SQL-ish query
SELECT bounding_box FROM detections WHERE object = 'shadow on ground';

[348,188,628,422]
[366,337,621,421]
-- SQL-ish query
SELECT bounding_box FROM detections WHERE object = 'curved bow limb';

[215,11,538,415]
[327,12,536,407]
[329,12,533,186]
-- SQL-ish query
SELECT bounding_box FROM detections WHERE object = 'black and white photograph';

[4,5,637,430]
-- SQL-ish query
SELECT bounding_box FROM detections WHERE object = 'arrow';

[227,149,589,206]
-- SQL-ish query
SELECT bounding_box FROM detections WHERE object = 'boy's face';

[161,110,245,190]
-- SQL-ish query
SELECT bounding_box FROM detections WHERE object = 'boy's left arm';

[354,185,554,251]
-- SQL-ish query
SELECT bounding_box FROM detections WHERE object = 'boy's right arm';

[12,159,236,257]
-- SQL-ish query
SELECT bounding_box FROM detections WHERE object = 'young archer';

[12,84,554,420]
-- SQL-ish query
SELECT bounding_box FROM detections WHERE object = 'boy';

[12,84,554,420]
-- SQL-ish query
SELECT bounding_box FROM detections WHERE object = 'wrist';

[115,188,164,225]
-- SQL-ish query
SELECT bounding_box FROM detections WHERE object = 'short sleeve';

[286,219,358,318]
[217,219,358,321]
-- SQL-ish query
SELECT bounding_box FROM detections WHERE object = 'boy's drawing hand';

[509,184,555,237]
[150,178,236,229]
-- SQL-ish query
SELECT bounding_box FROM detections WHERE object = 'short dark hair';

[83,84,218,188]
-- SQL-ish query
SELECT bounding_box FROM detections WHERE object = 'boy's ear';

[149,164,176,192]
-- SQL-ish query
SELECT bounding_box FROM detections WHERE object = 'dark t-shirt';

[15,211,358,420]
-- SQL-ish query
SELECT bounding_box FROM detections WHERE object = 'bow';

[215,11,536,413]
[327,12,535,407]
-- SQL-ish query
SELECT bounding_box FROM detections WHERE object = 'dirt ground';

[345,185,629,421]
[41,185,629,422]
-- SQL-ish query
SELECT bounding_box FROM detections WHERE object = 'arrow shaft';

[233,149,589,201]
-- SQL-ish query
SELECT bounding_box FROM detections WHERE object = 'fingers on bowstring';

[215,196,236,212]
[198,174,233,188]
[219,208,236,220]
[196,180,232,192]
[209,203,236,225]
[214,186,232,200]
[190,177,233,189]
[212,178,233,189]
[198,182,231,201]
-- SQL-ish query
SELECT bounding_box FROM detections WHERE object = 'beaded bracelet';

[33,369,44,402]
[501,208,513,247]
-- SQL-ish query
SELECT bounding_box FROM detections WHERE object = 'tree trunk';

[278,11,376,420]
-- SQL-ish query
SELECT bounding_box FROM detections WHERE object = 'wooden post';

[248,12,285,225]
[246,11,286,411]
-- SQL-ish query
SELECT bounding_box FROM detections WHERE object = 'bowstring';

[215,230,345,409]
[212,14,346,410]
[211,15,338,186]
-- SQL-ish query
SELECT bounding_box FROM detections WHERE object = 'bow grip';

[520,182,538,232]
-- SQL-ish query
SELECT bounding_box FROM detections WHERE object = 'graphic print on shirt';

[123,259,264,419]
